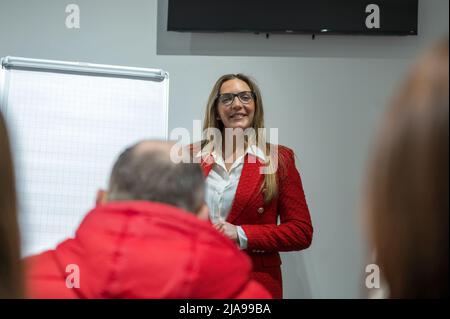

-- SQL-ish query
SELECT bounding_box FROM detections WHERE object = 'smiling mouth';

[230,113,247,119]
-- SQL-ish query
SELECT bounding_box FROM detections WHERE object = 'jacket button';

[257,207,264,214]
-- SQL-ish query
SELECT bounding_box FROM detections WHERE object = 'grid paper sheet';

[1,68,168,256]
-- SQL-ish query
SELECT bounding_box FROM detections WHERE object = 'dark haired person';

[366,39,449,298]
[25,141,270,299]
[0,112,23,298]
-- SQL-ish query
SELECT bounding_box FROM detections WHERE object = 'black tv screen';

[168,0,418,35]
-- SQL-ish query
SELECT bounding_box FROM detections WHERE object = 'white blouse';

[197,145,266,249]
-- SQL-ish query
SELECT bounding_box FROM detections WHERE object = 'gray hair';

[108,141,205,213]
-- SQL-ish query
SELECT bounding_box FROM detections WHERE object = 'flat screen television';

[167,0,418,35]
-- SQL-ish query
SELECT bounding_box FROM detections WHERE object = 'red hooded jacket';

[25,201,271,299]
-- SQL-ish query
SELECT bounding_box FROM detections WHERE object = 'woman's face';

[216,79,255,130]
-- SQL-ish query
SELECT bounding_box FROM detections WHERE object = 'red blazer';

[201,145,313,298]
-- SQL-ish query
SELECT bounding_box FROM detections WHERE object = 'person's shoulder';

[267,144,297,177]
[24,249,63,284]
[268,144,295,160]
[277,144,294,156]
[24,249,78,298]
[25,250,57,271]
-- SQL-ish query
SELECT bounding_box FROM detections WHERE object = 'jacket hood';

[45,201,265,298]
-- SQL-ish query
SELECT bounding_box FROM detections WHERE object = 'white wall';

[0,0,448,298]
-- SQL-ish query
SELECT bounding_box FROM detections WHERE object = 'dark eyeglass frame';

[216,91,256,106]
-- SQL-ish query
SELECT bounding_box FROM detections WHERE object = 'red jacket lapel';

[227,155,263,223]
[200,154,214,177]
[201,154,263,224]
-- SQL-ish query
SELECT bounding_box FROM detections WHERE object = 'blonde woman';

[0,112,23,298]
[193,74,313,298]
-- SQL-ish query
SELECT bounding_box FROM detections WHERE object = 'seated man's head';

[98,140,208,220]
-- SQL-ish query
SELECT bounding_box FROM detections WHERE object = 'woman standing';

[194,74,313,298]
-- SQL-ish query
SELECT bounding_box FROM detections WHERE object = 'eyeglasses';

[217,91,256,106]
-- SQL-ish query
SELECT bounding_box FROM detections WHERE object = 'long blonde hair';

[0,112,23,298]
[366,39,449,298]
[202,74,279,203]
